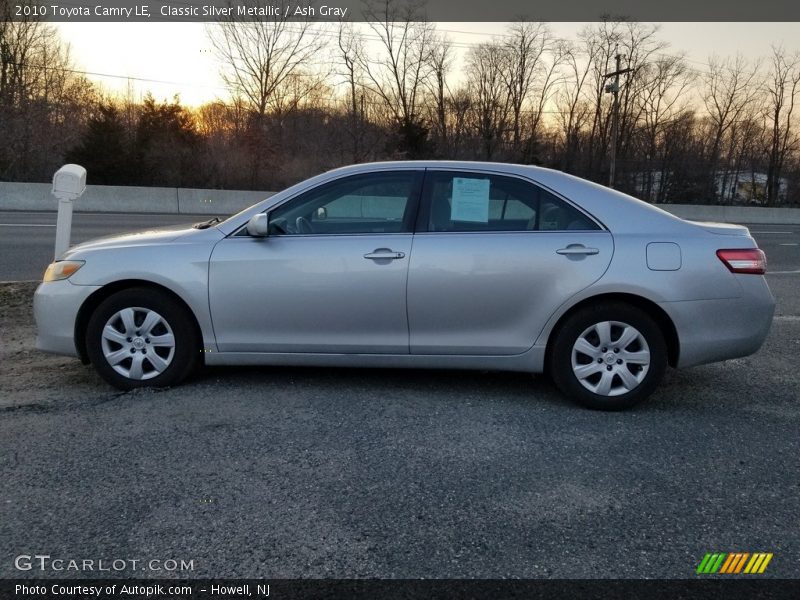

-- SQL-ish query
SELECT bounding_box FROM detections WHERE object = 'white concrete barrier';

[1,181,799,222]
[81,184,179,213]
[0,182,53,211]
[0,182,271,215]
[177,188,274,215]
[660,204,800,224]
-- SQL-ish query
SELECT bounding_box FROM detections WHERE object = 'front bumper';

[34,280,101,357]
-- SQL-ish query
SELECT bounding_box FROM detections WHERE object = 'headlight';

[43,260,85,282]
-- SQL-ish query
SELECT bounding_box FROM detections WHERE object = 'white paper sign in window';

[450,177,490,223]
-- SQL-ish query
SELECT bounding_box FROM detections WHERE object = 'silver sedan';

[34,161,775,410]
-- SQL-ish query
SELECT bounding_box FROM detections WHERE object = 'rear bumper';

[661,276,775,368]
[34,280,101,357]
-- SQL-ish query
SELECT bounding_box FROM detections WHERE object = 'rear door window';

[422,171,599,232]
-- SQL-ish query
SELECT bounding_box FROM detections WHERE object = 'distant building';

[631,170,788,205]
[715,171,788,205]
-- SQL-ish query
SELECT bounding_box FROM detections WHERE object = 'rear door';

[407,169,613,355]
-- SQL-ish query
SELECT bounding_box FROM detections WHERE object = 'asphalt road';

[0,283,798,579]
[0,211,212,282]
[0,210,798,281]
[0,210,798,579]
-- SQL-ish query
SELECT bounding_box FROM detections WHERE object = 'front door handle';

[364,249,406,260]
[556,245,599,256]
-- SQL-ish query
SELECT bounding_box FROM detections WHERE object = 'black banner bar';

[5,0,800,22]
[2,579,800,600]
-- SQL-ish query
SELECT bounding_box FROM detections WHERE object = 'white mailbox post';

[52,164,87,259]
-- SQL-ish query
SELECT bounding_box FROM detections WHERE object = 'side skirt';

[204,346,546,373]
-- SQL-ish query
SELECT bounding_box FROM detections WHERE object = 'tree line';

[2,1,800,206]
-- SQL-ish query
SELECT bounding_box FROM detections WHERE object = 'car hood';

[61,223,201,258]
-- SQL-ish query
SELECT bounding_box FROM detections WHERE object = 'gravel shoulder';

[0,282,110,409]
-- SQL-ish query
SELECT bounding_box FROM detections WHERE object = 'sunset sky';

[53,22,800,107]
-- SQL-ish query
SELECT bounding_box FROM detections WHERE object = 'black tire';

[85,287,200,390]
[549,302,667,411]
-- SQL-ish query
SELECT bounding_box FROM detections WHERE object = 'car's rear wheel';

[549,302,667,410]
[86,288,199,390]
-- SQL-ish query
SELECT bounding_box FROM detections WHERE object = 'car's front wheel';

[85,287,199,390]
[549,302,667,410]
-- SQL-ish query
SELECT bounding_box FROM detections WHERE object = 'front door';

[209,170,423,354]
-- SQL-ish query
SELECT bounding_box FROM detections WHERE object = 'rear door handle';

[556,245,599,256]
[364,249,405,260]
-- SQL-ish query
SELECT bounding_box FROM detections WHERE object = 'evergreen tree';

[134,94,202,187]
[66,104,131,185]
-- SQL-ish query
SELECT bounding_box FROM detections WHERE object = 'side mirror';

[246,213,269,237]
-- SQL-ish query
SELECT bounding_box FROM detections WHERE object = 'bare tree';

[614,22,667,167]
[467,42,510,160]
[501,21,549,156]
[724,113,763,202]
[1,4,94,180]
[762,46,800,205]
[207,2,328,185]
[359,0,436,157]
[657,110,703,202]
[555,41,593,173]
[579,21,622,179]
[446,87,472,158]
[1,3,49,107]
[701,54,762,202]
[1,5,48,177]
[636,54,694,201]
[578,21,666,183]
[522,37,569,163]
[207,3,327,118]
[336,23,369,162]
[424,33,453,155]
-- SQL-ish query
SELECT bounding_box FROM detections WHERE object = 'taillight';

[716,248,767,274]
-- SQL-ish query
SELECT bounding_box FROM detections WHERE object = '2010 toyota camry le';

[34,161,775,410]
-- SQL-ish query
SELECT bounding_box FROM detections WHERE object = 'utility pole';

[604,52,633,189]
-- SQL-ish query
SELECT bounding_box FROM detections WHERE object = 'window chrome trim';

[230,166,608,237]
[227,231,415,240]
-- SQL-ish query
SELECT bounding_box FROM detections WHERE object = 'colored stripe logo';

[697,552,773,574]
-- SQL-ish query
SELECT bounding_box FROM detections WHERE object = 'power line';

[5,60,230,91]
